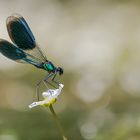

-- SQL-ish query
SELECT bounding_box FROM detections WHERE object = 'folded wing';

[6,13,47,61]
[0,39,43,68]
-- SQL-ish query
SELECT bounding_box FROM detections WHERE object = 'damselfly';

[0,14,63,100]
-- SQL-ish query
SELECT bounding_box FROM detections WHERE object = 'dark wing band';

[6,13,47,61]
[0,39,43,68]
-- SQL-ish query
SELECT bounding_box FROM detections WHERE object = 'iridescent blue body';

[0,14,63,94]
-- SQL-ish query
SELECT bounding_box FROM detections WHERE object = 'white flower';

[29,84,64,108]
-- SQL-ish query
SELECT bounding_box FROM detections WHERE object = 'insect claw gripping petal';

[35,73,58,101]
[29,83,64,108]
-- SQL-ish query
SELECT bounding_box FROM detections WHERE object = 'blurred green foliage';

[1,0,140,140]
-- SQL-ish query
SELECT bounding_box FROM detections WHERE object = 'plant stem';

[49,105,68,140]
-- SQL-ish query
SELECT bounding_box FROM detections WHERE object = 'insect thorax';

[43,62,55,72]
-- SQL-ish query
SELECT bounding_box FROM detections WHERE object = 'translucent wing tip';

[6,13,22,25]
[0,38,7,45]
[0,39,5,50]
[0,38,5,42]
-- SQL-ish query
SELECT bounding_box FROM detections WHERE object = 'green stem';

[49,105,68,140]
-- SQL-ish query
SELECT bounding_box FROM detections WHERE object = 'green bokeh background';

[0,0,140,140]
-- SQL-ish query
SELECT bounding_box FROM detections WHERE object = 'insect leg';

[44,72,58,88]
[43,79,57,88]
[36,80,43,101]
[35,73,54,101]
[51,72,60,86]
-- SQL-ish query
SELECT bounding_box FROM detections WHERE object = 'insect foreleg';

[51,72,60,86]
[36,80,43,101]
[36,73,54,101]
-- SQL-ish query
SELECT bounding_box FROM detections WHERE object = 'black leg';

[35,73,54,101]
[36,80,43,101]
[44,72,59,88]
[44,80,57,88]
[51,73,60,86]
[44,72,54,81]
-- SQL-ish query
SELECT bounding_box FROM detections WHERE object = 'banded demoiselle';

[0,14,63,100]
